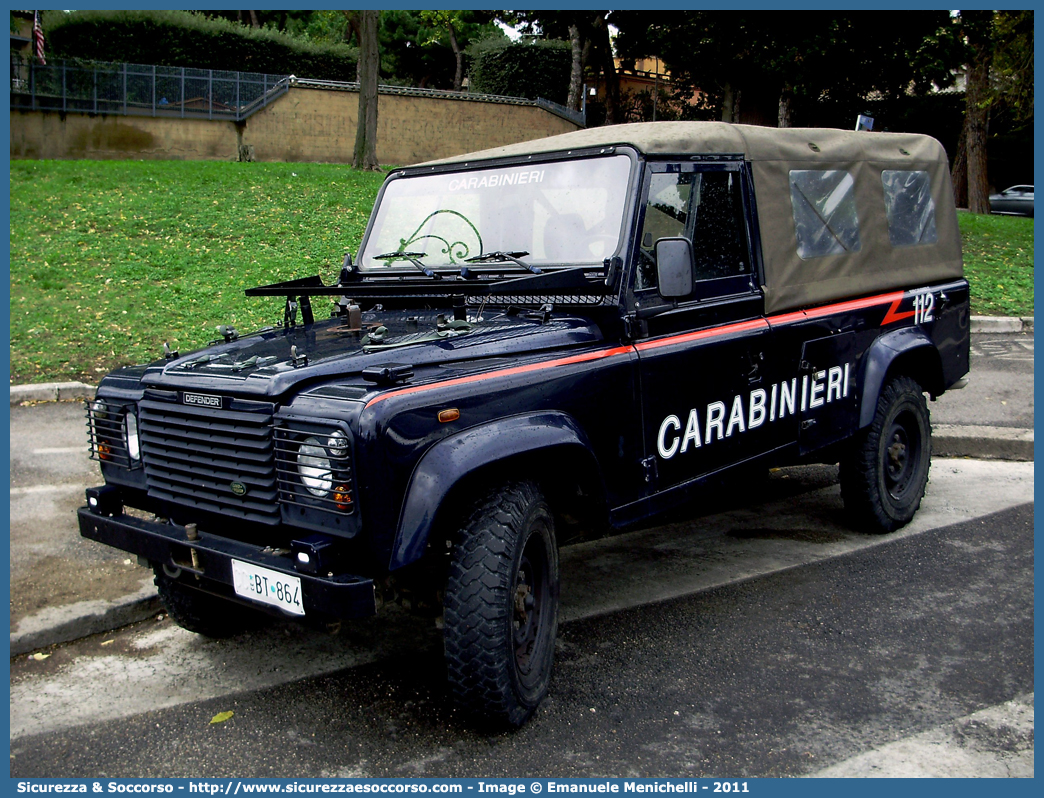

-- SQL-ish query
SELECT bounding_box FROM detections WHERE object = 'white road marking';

[809,694,1034,777]
[9,459,1034,741]
[32,447,89,455]
[10,484,85,496]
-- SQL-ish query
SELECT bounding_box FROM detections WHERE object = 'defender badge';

[182,392,222,408]
[230,481,247,496]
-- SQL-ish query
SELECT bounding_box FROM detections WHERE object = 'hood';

[141,310,606,398]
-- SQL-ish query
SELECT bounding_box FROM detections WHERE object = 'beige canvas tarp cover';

[425,122,964,315]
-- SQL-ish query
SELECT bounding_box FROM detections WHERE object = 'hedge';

[467,39,572,103]
[41,10,357,81]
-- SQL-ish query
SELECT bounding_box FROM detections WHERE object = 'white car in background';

[989,185,1034,217]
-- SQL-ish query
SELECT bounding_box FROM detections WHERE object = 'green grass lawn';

[9,160,1035,385]
[957,211,1035,317]
[10,160,385,384]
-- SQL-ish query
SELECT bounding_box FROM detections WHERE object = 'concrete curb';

[970,315,1034,334]
[932,424,1034,462]
[10,584,162,656]
[10,381,95,405]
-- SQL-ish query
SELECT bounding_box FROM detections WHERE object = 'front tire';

[840,376,932,533]
[443,482,559,728]
[155,568,264,638]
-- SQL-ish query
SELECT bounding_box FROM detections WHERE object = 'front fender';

[859,327,938,428]
[389,412,599,570]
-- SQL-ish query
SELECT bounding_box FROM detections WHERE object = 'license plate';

[231,559,305,616]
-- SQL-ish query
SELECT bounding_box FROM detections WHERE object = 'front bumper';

[77,503,377,620]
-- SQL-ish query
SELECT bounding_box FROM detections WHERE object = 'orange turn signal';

[333,485,353,512]
[438,408,460,423]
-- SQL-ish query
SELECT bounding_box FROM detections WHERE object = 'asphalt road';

[930,333,1034,429]
[10,493,1033,778]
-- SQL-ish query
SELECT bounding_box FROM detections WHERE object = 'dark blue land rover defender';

[80,122,970,727]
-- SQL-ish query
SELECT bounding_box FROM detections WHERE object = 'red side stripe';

[364,345,634,407]
[634,318,769,352]
[801,291,907,321]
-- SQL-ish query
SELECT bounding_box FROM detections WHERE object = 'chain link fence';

[10,56,586,128]
[10,56,290,121]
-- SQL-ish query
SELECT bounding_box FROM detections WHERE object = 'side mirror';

[655,237,694,299]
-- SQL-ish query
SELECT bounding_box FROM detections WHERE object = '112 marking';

[913,290,935,324]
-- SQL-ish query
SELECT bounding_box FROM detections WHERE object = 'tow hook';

[186,522,202,580]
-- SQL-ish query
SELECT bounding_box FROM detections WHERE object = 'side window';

[789,170,862,258]
[690,172,750,281]
[636,169,750,292]
[636,172,692,290]
[882,170,938,247]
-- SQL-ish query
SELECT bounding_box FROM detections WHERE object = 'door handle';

[747,350,764,384]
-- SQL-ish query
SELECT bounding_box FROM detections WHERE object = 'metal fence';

[10,56,586,128]
[533,96,586,128]
[10,56,290,121]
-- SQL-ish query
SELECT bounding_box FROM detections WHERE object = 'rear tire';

[443,482,559,728]
[155,569,264,639]
[840,376,931,533]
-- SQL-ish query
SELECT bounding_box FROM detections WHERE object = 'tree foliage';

[503,11,621,120]
[467,38,573,102]
[612,11,960,126]
[43,9,357,79]
[991,10,1033,124]
[418,10,466,90]
[952,10,1033,213]
[386,10,502,90]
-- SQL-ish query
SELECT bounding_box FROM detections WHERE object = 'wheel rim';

[512,531,550,684]
[884,409,921,501]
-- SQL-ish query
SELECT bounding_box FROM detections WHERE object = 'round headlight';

[125,412,140,463]
[297,436,333,497]
[327,431,349,458]
[91,399,109,419]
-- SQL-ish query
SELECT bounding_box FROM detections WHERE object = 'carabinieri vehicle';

[80,122,970,727]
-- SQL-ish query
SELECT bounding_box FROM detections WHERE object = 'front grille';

[138,398,280,525]
[85,400,139,469]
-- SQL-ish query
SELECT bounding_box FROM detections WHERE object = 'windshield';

[358,154,633,271]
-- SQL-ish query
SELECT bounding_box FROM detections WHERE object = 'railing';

[534,96,586,128]
[10,57,587,128]
[10,56,289,121]
[291,77,586,127]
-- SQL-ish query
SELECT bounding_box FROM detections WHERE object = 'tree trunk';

[447,22,463,92]
[248,10,260,29]
[567,24,583,111]
[593,14,620,124]
[964,19,993,214]
[353,10,380,171]
[722,82,743,123]
[777,85,793,128]
[950,128,968,209]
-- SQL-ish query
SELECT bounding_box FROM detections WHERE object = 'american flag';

[33,11,46,65]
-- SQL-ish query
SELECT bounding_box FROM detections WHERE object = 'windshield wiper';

[464,251,541,275]
[374,251,441,280]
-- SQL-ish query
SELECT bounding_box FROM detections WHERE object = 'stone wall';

[9,86,580,165]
